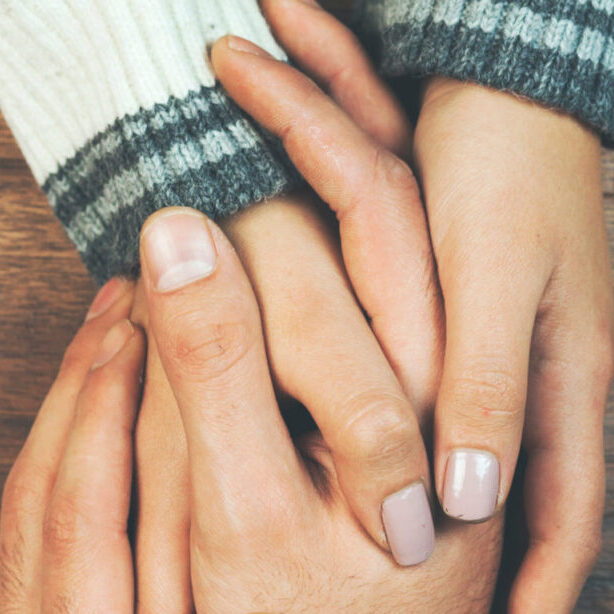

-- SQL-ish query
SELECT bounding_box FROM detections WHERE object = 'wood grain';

[0,1,612,610]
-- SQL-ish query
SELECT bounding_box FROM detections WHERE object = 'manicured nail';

[91,319,134,370]
[141,209,217,293]
[85,278,128,321]
[226,35,273,59]
[298,0,320,6]
[443,449,499,522]
[382,481,435,566]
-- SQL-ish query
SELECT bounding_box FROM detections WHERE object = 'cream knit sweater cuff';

[0,0,301,283]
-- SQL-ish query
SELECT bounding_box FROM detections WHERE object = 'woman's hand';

[138,207,503,614]
[414,76,613,613]
[0,281,145,611]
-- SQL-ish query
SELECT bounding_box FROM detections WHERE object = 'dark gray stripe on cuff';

[362,18,614,139]
[353,0,614,140]
[41,85,302,285]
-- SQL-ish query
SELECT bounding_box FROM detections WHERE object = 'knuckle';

[163,310,256,380]
[344,146,418,221]
[279,79,322,145]
[372,147,419,198]
[1,462,48,528]
[43,495,89,556]
[326,62,354,94]
[449,363,524,425]
[344,148,419,220]
[0,536,27,611]
[338,390,417,472]
[0,471,32,607]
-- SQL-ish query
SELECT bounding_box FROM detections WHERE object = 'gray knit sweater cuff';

[43,87,301,285]
[354,0,614,140]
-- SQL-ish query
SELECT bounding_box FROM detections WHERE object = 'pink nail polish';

[382,482,435,566]
[141,209,217,293]
[85,277,127,321]
[443,449,499,522]
[91,319,134,370]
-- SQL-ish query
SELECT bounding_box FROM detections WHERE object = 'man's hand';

[138,206,503,613]
[131,5,445,603]
[0,280,145,611]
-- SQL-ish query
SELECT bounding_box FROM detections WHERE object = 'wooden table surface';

[1,1,613,611]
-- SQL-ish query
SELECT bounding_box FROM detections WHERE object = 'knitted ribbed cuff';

[0,0,300,284]
[354,0,614,140]
[42,86,302,285]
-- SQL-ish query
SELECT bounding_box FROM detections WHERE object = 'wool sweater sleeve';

[353,0,614,140]
[0,0,301,284]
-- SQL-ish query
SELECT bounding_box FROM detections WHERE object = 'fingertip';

[85,277,134,322]
[382,480,435,566]
[77,320,146,433]
[261,0,321,23]
[210,35,275,73]
[91,319,136,370]
[209,34,234,70]
[85,319,145,400]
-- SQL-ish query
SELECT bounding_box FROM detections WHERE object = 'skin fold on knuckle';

[161,310,257,381]
[344,147,419,222]
[0,471,32,610]
[446,363,525,428]
[0,536,28,613]
[278,77,327,148]
[42,494,96,559]
[334,390,419,477]
[1,461,50,543]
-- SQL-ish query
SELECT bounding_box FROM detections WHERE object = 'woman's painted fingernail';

[382,481,435,566]
[443,449,499,521]
[141,209,217,293]
[85,278,128,321]
[225,35,273,59]
[91,320,134,370]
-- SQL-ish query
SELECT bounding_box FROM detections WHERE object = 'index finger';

[211,36,442,416]
[211,35,417,221]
